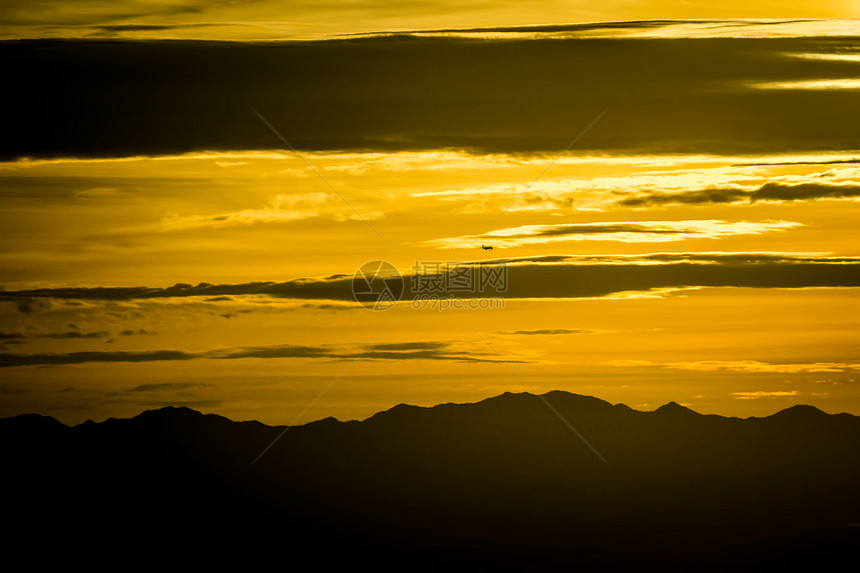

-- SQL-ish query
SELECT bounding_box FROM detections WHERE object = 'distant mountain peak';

[654,401,700,416]
[0,412,67,430]
[492,389,612,404]
[771,404,828,419]
[495,390,533,399]
[365,402,423,423]
[135,405,204,420]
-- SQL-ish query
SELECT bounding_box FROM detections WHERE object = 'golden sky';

[1,8,859,425]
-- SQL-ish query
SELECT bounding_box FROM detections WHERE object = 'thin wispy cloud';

[426,220,800,248]
[609,359,860,374]
[501,329,608,336]
[0,340,525,368]
[158,193,384,231]
[413,164,860,213]
[125,382,214,393]
[37,330,110,340]
[619,182,860,207]
[4,13,856,42]
[752,78,860,90]
[0,329,111,341]
[667,361,860,373]
[731,390,801,400]
[120,329,157,336]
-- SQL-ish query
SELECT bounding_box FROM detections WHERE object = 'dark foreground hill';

[3,391,859,570]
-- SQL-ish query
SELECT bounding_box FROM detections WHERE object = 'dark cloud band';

[2,254,859,307]
[2,35,859,159]
[619,183,860,207]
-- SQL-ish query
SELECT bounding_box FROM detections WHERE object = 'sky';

[1,3,859,425]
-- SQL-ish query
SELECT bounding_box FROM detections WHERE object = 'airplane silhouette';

[481,245,493,251]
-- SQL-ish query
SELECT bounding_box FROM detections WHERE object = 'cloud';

[3,34,860,159]
[619,183,860,207]
[609,359,860,374]
[138,399,223,408]
[733,158,860,167]
[120,329,157,336]
[158,192,377,230]
[426,220,799,247]
[502,329,604,335]
[13,298,51,314]
[0,329,111,343]
[0,350,195,367]
[404,20,851,40]
[125,382,214,393]
[752,79,860,90]
[37,330,110,339]
[731,391,801,400]
[0,340,515,368]
[618,188,752,207]
[750,182,860,202]
[0,332,26,341]
[0,281,340,302]
[667,361,860,373]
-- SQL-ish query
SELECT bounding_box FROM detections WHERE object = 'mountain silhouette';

[3,391,859,569]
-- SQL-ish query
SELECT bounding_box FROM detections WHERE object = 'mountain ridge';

[3,390,850,429]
